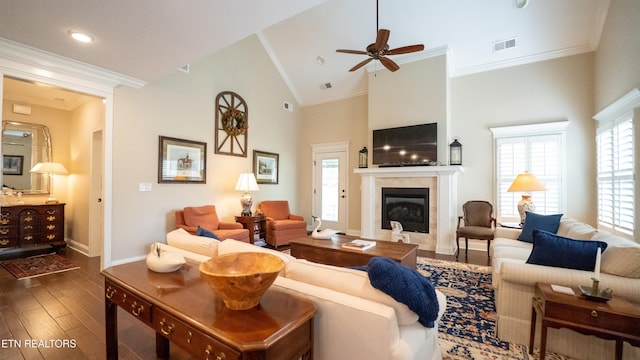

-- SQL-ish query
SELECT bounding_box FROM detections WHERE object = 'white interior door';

[312,149,347,233]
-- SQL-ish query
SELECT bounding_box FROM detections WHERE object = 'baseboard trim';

[66,238,90,256]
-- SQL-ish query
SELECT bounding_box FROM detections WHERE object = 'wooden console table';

[530,283,640,360]
[289,235,418,269]
[102,260,316,360]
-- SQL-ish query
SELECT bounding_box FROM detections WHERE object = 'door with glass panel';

[313,151,347,234]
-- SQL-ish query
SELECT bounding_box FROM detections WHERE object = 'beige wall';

[594,0,640,112]
[298,95,368,233]
[451,53,596,224]
[110,35,301,261]
[68,98,104,248]
[368,55,449,162]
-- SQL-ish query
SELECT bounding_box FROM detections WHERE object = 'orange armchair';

[258,201,307,248]
[175,205,250,243]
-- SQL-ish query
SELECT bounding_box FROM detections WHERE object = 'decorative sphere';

[199,252,285,310]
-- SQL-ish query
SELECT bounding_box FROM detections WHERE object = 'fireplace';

[355,166,462,254]
[381,187,429,233]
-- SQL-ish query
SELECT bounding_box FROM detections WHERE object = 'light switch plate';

[139,183,152,192]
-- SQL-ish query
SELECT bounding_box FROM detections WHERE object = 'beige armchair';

[257,201,307,248]
[175,205,250,242]
[456,200,496,258]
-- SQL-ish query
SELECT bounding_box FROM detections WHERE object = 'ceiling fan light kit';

[336,0,424,72]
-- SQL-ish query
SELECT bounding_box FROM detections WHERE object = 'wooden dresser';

[0,203,66,252]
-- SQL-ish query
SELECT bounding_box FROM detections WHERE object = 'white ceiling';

[0,0,610,108]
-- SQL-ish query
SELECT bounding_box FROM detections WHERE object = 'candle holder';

[578,278,613,302]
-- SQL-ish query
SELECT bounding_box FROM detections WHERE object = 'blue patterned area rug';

[417,258,572,360]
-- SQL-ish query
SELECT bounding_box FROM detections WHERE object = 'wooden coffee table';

[289,235,418,268]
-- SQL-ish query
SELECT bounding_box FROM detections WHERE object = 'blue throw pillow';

[526,230,607,271]
[196,225,219,240]
[367,257,439,328]
[518,212,563,243]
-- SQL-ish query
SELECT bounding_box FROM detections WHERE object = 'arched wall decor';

[215,91,248,157]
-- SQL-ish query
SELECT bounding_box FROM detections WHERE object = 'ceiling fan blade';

[349,58,373,72]
[336,49,368,55]
[379,57,400,72]
[374,29,390,53]
[386,44,425,55]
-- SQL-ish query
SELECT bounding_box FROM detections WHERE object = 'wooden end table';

[235,214,266,245]
[102,260,316,360]
[530,283,640,360]
[289,235,418,269]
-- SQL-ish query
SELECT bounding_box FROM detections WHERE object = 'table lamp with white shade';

[507,170,547,224]
[235,173,259,216]
[30,162,69,204]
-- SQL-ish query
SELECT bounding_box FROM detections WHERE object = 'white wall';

[110,35,301,262]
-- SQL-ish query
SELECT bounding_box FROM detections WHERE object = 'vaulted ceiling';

[0,0,610,107]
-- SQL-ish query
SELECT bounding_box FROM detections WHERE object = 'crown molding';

[0,37,145,93]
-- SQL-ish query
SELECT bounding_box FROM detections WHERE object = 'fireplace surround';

[355,166,463,254]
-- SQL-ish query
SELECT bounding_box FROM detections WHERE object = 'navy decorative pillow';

[367,257,439,328]
[518,212,563,243]
[526,230,607,271]
[196,225,219,240]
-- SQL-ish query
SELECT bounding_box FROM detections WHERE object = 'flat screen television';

[372,123,437,166]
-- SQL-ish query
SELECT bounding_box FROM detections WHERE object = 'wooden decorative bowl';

[199,252,285,310]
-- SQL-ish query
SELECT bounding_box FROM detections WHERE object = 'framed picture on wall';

[3,155,24,175]
[158,136,206,183]
[253,150,279,184]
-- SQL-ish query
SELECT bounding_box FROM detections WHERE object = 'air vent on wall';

[493,38,517,52]
[319,82,332,90]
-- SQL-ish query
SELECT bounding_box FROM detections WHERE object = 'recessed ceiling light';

[68,30,95,43]
[514,0,529,9]
[316,56,325,65]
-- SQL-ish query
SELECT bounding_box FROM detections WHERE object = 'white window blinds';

[596,117,634,235]
[496,134,563,219]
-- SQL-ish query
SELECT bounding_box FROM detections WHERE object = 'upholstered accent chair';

[257,201,307,248]
[175,205,250,242]
[456,200,496,258]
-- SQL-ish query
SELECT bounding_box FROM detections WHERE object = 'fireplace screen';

[381,187,429,233]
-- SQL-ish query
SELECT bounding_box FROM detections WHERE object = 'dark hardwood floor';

[0,246,489,359]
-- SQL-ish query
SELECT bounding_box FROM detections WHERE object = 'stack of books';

[341,239,376,251]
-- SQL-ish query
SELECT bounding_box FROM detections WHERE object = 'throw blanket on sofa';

[367,257,440,327]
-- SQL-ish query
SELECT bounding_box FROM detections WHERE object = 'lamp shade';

[235,173,259,192]
[30,162,69,175]
[507,171,546,192]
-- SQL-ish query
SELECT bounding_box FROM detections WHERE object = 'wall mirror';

[2,121,52,194]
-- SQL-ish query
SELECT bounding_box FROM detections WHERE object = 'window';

[593,88,640,238]
[491,121,568,221]
[596,118,634,235]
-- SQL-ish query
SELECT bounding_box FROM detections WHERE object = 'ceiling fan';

[336,0,424,72]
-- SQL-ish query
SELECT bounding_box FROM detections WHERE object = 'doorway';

[311,142,349,234]
[1,76,107,259]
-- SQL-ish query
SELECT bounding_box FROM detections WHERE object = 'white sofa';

[163,228,447,360]
[491,217,640,360]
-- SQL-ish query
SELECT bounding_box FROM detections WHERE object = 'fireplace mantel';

[355,166,463,254]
